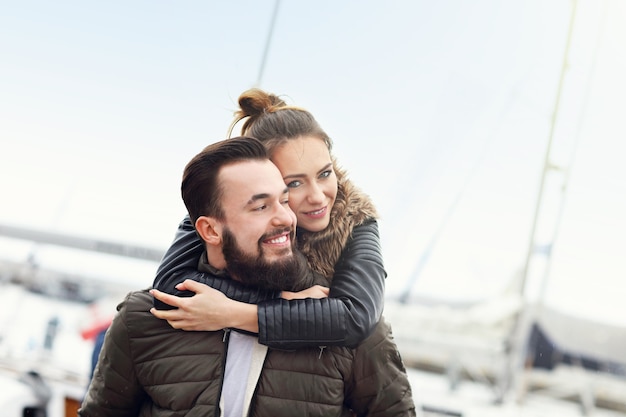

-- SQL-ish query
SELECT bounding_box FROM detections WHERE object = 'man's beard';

[221,227,311,292]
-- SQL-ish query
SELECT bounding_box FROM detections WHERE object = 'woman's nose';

[307,182,325,204]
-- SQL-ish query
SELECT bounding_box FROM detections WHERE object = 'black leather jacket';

[153,216,386,349]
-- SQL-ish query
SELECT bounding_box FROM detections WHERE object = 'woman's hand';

[281,285,330,300]
[150,280,258,332]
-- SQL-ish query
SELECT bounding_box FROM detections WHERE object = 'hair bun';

[238,88,286,118]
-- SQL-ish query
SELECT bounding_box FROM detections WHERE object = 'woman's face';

[271,136,338,233]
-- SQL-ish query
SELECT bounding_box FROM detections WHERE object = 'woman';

[151,88,385,350]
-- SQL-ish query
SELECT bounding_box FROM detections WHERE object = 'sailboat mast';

[255,0,281,87]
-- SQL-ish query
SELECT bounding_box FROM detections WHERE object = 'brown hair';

[181,136,268,224]
[228,88,333,156]
[227,89,378,279]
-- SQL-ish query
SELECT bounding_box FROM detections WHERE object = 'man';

[79,137,415,417]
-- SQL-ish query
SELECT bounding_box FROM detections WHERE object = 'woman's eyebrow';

[317,163,332,175]
[282,172,304,179]
[283,163,333,179]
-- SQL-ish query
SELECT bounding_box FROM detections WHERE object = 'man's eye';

[254,204,267,211]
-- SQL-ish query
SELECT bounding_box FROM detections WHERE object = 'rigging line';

[397,91,518,304]
[26,171,79,268]
[535,0,608,307]
[255,0,281,87]
[518,0,578,298]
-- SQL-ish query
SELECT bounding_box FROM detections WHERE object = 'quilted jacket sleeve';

[79,292,148,417]
[257,220,386,349]
[345,318,417,416]
[152,216,279,310]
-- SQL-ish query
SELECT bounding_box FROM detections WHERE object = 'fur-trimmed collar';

[297,160,378,280]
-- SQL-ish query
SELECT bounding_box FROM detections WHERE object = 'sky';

[1,1,626,341]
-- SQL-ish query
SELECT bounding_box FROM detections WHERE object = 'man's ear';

[195,216,222,247]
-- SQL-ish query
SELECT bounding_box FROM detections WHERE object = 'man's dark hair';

[182,136,269,224]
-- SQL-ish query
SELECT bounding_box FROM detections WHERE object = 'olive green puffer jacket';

[79,290,415,417]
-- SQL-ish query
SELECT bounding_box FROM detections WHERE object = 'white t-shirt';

[221,331,268,417]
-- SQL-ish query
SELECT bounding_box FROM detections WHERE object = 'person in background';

[79,136,415,416]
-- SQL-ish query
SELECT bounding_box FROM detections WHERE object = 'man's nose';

[273,203,295,226]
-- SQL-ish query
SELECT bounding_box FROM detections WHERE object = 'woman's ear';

[195,216,222,246]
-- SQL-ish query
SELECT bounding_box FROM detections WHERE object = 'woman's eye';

[287,180,302,188]
[320,170,332,179]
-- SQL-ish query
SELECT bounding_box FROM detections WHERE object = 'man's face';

[217,160,298,267]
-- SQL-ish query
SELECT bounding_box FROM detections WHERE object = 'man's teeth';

[267,235,288,244]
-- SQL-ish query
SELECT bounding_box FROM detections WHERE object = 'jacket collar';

[297,160,378,279]
[198,252,229,277]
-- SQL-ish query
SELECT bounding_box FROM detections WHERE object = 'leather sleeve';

[345,318,417,416]
[153,216,204,284]
[153,218,386,349]
[257,220,386,349]
[79,293,147,417]
[152,216,279,310]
